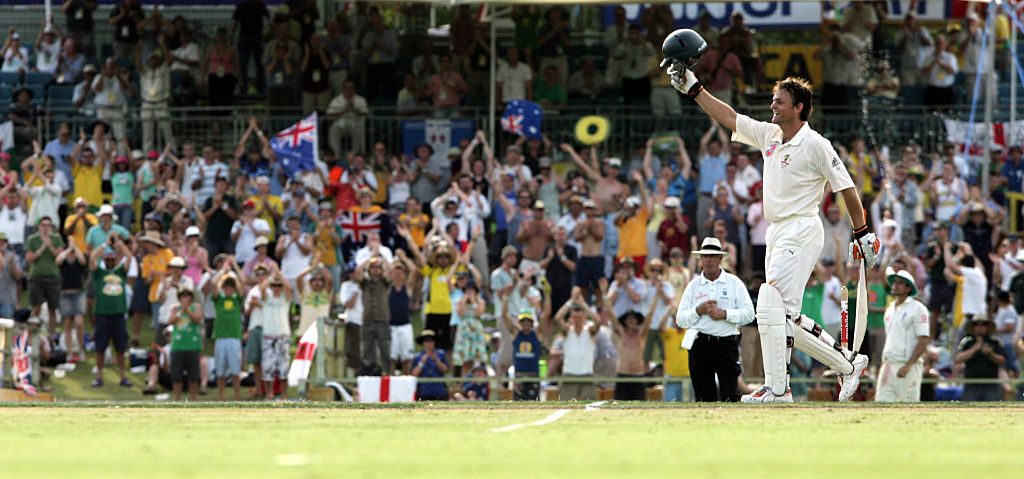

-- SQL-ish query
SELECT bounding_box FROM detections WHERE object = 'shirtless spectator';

[573,199,606,299]
[611,310,651,400]
[561,143,628,216]
[515,200,554,274]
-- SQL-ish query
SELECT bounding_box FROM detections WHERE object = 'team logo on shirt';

[765,144,778,157]
[780,154,791,168]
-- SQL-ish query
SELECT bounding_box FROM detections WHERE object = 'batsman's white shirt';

[732,115,855,223]
[732,114,856,316]
[881,297,929,363]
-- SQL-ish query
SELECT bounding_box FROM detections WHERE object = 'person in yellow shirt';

[68,128,107,210]
[615,174,651,270]
[398,197,430,248]
[659,313,690,402]
[137,231,175,341]
[249,176,284,240]
[846,135,877,204]
[63,198,98,253]
[402,231,467,353]
[349,185,383,214]
[310,201,343,287]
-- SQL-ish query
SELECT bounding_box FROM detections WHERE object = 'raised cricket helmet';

[659,28,707,69]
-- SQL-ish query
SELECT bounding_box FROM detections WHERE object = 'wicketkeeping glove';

[849,225,880,268]
[667,63,703,97]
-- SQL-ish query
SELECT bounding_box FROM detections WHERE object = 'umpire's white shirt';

[675,270,754,337]
[732,115,856,223]
[882,297,930,363]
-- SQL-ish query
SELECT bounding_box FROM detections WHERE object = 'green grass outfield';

[2,402,1023,478]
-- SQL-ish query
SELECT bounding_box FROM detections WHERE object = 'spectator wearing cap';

[310,201,344,286]
[168,284,204,401]
[242,176,282,240]
[1,30,29,76]
[137,43,175,152]
[294,260,333,338]
[203,176,239,260]
[405,237,465,352]
[571,198,606,298]
[490,245,524,378]
[531,156,563,217]
[944,240,987,328]
[955,314,1007,401]
[326,79,369,157]
[259,273,292,400]
[282,179,318,231]
[22,161,64,237]
[516,199,555,274]
[876,269,930,402]
[607,259,647,318]
[178,226,209,286]
[241,236,277,286]
[137,230,173,341]
[62,197,97,254]
[501,302,542,401]
[73,63,99,116]
[642,258,675,363]
[84,204,130,254]
[409,143,451,207]
[675,237,754,402]
[657,196,692,262]
[957,199,998,276]
[156,256,195,330]
[412,330,449,400]
[87,233,133,388]
[243,264,269,395]
[615,186,652,270]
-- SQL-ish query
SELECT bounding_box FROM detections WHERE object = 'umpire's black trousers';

[688,333,742,402]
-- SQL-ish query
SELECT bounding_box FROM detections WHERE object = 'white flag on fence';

[0,121,14,154]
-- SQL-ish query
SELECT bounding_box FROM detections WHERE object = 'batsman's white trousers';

[874,360,922,402]
[765,215,824,317]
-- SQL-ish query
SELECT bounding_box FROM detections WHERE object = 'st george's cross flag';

[287,322,319,387]
[271,112,318,180]
[501,100,543,139]
[12,330,36,396]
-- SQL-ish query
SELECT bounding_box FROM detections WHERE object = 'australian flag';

[271,112,318,180]
[501,100,543,139]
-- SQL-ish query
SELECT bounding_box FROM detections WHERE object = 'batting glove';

[849,225,880,268]
[667,64,703,97]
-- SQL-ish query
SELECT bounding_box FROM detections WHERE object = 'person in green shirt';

[25,216,66,332]
[87,234,132,388]
[169,286,203,402]
[866,266,890,369]
[204,261,244,401]
[535,65,567,111]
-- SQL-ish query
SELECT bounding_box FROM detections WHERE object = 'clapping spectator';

[34,21,64,74]
[895,12,932,87]
[108,0,144,60]
[55,38,86,84]
[955,315,1007,401]
[300,34,331,114]
[202,175,239,259]
[326,80,368,158]
[265,40,297,108]
[537,6,570,87]
[412,330,449,400]
[136,43,176,153]
[203,27,240,114]
[92,58,132,141]
[428,54,467,115]
[920,35,958,112]
[73,63,98,116]
[232,0,269,94]
[62,0,97,57]
[2,28,30,77]
[357,12,397,100]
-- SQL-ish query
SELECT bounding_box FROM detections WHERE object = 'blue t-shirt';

[461,376,489,400]
[513,330,541,374]
[414,350,448,398]
[43,138,75,183]
[1003,160,1024,193]
[697,153,728,194]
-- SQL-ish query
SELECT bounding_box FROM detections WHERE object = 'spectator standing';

[675,237,754,402]
[659,305,690,402]
[920,35,958,112]
[73,63,98,116]
[324,18,351,96]
[541,226,577,313]
[388,253,416,374]
[357,13,397,101]
[26,215,65,332]
[567,58,607,102]
[534,66,567,112]
[895,12,932,87]
[876,270,929,402]
[275,216,312,298]
[62,0,97,57]
[610,309,652,401]
[232,0,269,94]
[613,26,654,107]
[202,28,240,114]
[54,241,87,362]
[231,203,271,265]
[338,264,362,374]
[300,34,331,114]
[136,47,175,153]
[694,10,720,48]
[536,7,570,87]
[87,238,132,387]
[696,124,730,238]
[295,262,332,338]
[202,176,239,259]
[408,144,450,206]
[265,40,297,108]
[452,279,487,372]
[248,175,283,241]
[168,286,202,401]
[696,35,743,104]
[501,303,542,401]
[642,259,675,364]
[511,6,540,67]
[0,183,25,256]
[955,315,1007,401]
[23,162,64,234]
[92,58,132,141]
[993,291,1020,377]
[206,268,243,401]
[815,24,865,117]
[553,300,600,401]
[428,54,467,114]
[412,330,449,400]
[35,24,64,75]
[719,12,762,93]
[841,0,879,46]
[259,274,291,400]
[0,234,20,320]
[108,0,144,61]
[449,5,478,76]
[465,23,492,105]
[326,80,369,158]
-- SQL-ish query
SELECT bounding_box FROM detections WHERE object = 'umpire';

[675,237,754,401]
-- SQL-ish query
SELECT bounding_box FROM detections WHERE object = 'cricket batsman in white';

[661,29,878,402]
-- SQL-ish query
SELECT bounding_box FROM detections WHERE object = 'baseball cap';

[147,150,160,159]
[448,146,462,156]
[664,196,681,208]
[98,204,114,216]
[318,201,333,211]
[607,157,623,168]
[131,149,145,160]
[538,156,552,168]
[83,64,98,73]
[533,200,545,210]
[625,196,641,208]
[582,198,596,209]
[185,226,200,238]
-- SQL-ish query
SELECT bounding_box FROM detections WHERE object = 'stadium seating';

[25,71,53,86]
[0,72,18,87]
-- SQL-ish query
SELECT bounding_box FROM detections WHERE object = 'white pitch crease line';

[490,409,572,433]
[584,401,607,411]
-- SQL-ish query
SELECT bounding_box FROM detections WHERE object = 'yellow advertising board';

[760,45,824,88]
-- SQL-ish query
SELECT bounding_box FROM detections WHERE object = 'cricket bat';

[853,260,868,352]
[840,285,849,350]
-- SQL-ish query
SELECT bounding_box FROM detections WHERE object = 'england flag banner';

[12,330,36,396]
[357,376,417,403]
[271,112,318,180]
[286,322,318,387]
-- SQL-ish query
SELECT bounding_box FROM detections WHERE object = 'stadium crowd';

[2,1,1023,402]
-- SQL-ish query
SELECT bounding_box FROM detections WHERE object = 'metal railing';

[34,102,985,157]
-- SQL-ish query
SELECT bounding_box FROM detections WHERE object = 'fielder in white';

[661,29,879,403]
[875,270,930,402]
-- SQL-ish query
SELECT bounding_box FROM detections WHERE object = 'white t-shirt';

[170,42,201,74]
[642,280,676,330]
[279,233,312,280]
[231,218,271,264]
[821,276,843,327]
[261,290,292,337]
[882,298,930,363]
[918,49,959,88]
[354,246,394,267]
[192,160,229,205]
[91,74,128,107]
[732,115,855,223]
[339,280,363,326]
[959,266,987,316]
[35,39,61,73]
[28,183,63,227]
[245,287,264,330]
[496,60,533,102]
[1,46,29,72]
[562,326,596,375]
[993,305,1020,345]
[0,206,27,244]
